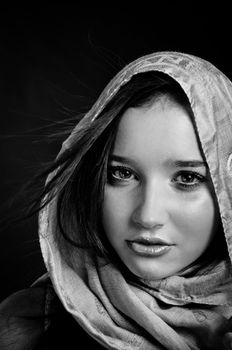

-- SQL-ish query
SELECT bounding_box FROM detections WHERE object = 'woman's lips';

[126,237,173,257]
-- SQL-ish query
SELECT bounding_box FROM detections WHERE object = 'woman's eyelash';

[107,166,207,192]
[107,165,136,183]
[172,171,207,191]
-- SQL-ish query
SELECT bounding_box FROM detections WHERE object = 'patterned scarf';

[39,51,232,349]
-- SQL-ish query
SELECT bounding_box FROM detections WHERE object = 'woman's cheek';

[172,190,217,246]
[102,187,131,238]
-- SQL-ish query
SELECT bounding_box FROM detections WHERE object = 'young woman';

[1,51,232,349]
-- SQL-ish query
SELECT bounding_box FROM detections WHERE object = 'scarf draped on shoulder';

[39,51,232,349]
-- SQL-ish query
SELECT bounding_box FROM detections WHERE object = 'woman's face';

[102,95,219,280]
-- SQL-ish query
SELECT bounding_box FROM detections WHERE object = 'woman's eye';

[173,171,206,191]
[107,166,136,184]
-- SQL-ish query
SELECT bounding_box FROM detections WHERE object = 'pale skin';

[102,95,232,348]
[102,95,219,280]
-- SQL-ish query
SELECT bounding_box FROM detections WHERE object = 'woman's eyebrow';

[109,155,131,163]
[109,156,208,168]
[171,160,208,168]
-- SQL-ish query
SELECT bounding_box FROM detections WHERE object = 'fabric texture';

[0,274,106,349]
[39,52,232,349]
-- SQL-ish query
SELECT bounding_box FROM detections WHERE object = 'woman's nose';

[131,182,168,230]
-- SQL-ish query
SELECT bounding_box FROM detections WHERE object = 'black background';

[0,2,231,301]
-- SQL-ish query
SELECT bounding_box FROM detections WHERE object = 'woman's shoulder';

[0,274,105,349]
[0,273,52,349]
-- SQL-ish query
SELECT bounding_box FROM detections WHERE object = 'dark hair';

[26,71,227,272]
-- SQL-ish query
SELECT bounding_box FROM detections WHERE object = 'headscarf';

[39,52,232,349]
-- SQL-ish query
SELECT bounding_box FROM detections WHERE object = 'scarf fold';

[40,219,232,350]
[39,51,232,349]
[88,256,232,350]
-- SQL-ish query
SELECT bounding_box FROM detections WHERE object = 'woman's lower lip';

[127,241,172,257]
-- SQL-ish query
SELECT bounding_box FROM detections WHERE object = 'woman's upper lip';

[127,236,173,245]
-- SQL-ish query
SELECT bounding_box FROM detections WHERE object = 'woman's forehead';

[112,97,204,165]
